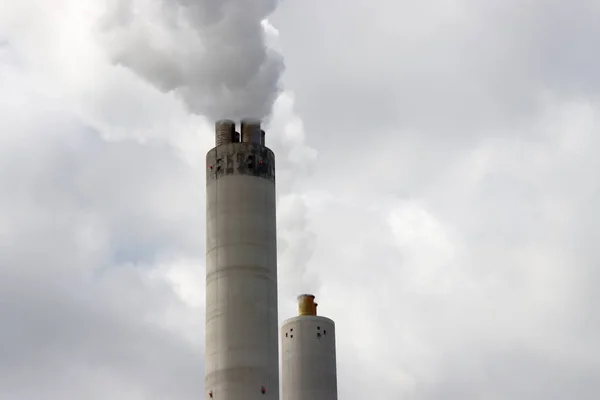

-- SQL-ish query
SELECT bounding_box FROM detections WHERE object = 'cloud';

[273,0,600,138]
[0,68,204,398]
[298,97,600,398]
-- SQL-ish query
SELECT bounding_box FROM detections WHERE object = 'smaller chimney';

[297,294,317,316]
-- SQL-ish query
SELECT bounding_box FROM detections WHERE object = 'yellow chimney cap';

[297,294,318,316]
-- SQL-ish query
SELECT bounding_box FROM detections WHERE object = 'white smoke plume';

[99,0,321,309]
[99,0,284,121]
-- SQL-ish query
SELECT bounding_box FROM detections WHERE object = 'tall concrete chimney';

[205,119,279,399]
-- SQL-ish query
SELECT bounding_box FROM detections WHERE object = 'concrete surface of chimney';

[205,119,279,400]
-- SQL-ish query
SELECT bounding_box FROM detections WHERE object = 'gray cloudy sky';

[1,0,599,399]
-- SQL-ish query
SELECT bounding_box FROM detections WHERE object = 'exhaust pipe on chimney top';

[240,118,262,144]
[215,119,236,146]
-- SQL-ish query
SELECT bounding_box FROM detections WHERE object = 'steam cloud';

[100,0,284,121]
[99,0,321,302]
